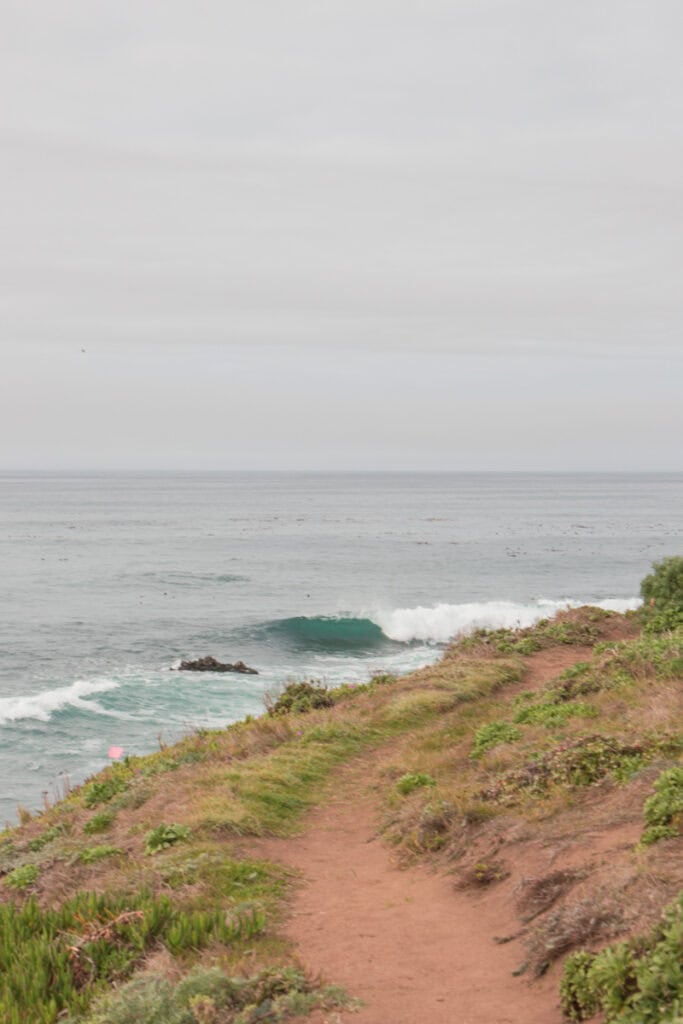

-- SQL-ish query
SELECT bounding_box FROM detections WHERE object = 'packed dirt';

[253,646,614,1024]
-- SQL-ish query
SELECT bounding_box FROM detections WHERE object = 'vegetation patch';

[265,680,335,716]
[78,845,124,865]
[456,607,614,656]
[84,965,357,1024]
[512,696,598,729]
[84,810,116,835]
[145,824,192,856]
[4,864,38,891]
[480,735,667,805]
[560,892,683,1022]
[396,772,436,796]
[640,555,683,635]
[641,765,683,845]
[0,891,265,1024]
[470,720,522,758]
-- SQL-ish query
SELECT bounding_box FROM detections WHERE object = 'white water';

[371,597,642,643]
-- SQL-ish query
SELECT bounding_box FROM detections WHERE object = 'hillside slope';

[2,606,683,1024]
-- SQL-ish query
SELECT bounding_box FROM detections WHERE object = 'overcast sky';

[2,1,682,470]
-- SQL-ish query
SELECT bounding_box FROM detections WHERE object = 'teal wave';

[251,615,401,653]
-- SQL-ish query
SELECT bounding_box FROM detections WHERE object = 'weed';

[470,721,521,759]
[512,698,598,728]
[266,680,334,716]
[83,774,129,809]
[28,822,69,852]
[144,824,192,856]
[481,735,673,805]
[455,860,510,888]
[641,765,683,844]
[78,845,124,864]
[396,772,436,796]
[84,810,116,835]
[4,864,38,890]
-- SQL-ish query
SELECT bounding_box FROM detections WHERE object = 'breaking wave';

[247,598,641,651]
[0,678,120,726]
[253,615,394,652]
[370,598,641,643]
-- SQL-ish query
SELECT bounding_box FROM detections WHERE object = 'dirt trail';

[255,647,596,1024]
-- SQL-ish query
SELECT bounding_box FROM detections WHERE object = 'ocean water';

[1,471,681,824]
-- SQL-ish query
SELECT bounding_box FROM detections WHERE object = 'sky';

[2,1,682,471]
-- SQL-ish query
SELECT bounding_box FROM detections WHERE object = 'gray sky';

[2,0,682,470]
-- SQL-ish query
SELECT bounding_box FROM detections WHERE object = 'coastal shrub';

[84,810,116,835]
[85,965,354,1024]
[560,892,683,1022]
[266,680,334,716]
[0,891,265,1024]
[470,721,521,759]
[28,822,69,852]
[641,765,683,845]
[4,864,38,890]
[83,774,128,808]
[78,845,124,864]
[512,697,598,729]
[396,772,436,796]
[144,824,191,856]
[640,556,683,634]
[481,735,666,804]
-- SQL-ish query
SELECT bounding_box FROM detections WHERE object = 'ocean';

[1,471,681,825]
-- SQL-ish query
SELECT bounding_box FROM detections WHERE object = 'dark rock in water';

[177,656,259,675]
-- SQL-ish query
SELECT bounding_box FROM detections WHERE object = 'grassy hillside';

[2,564,683,1024]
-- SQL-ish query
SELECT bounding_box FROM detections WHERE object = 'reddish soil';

[254,646,606,1024]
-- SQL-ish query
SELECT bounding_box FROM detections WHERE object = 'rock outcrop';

[177,656,258,675]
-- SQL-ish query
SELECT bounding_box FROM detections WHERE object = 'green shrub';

[267,681,335,716]
[28,823,69,852]
[396,772,436,796]
[84,811,116,835]
[513,698,598,728]
[79,845,124,864]
[5,864,38,890]
[83,775,128,809]
[641,557,683,633]
[144,824,191,856]
[86,965,353,1024]
[470,721,521,759]
[641,765,683,844]
[482,735,666,804]
[560,893,683,1022]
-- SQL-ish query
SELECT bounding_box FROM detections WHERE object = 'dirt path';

[254,647,596,1024]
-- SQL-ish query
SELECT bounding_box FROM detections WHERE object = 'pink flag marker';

[108,746,124,760]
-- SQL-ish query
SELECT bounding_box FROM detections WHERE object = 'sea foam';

[370,598,641,644]
[0,678,120,726]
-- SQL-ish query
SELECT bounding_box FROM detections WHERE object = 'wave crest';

[255,615,393,652]
[371,598,641,643]
[0,678,119,726]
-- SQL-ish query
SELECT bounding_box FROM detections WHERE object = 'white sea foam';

[0,678,120,725]
[370,598,641,644]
